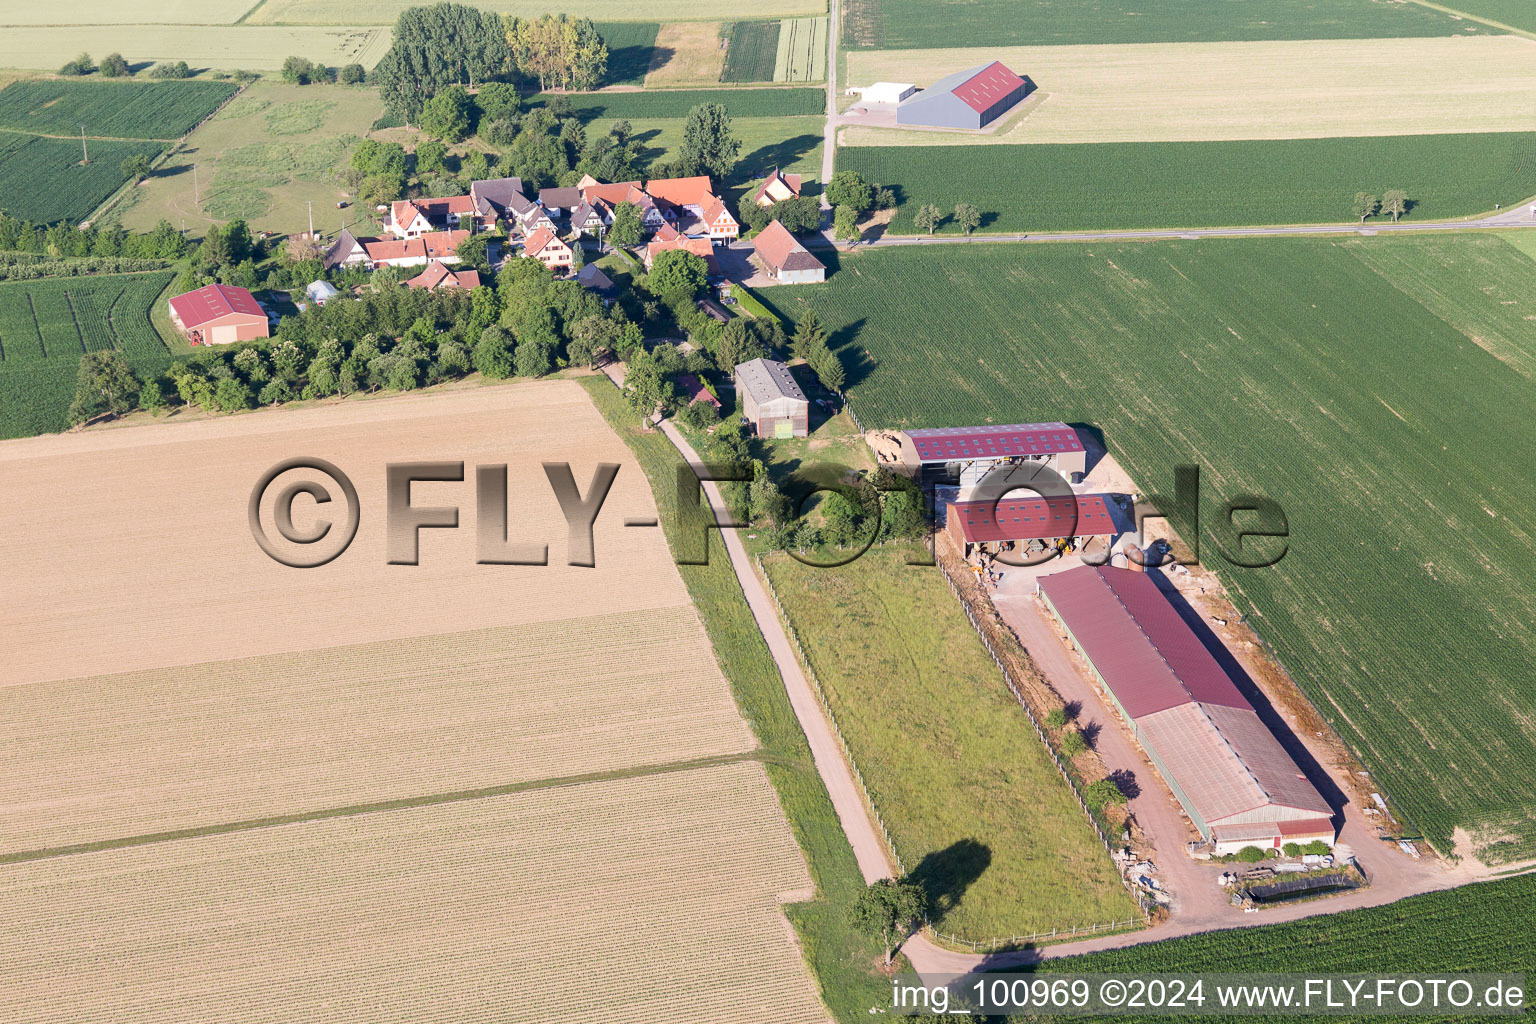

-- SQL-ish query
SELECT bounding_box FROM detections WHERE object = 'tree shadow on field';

[907,838,992,923]
[734,133,822,188]
[609,44,666,87]
[826,316,879,390]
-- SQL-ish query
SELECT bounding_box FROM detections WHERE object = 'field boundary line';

[1402,0,1536,39]
[235,0,272,24]
[63,290,85,353]
[0,125,176,143]
[0,750,761,866]
[25,291,44,357]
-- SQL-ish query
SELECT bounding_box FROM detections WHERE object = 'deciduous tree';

[849,878,926,967]
[1382,188,1409,222]
[678,102,740,178]
[914,203,943,235]
[953,202,980,236]
[1353,191,1378,222]
[69,351,139,425]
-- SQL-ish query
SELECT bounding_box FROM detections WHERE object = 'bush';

[677,397,720,429]
[1059,729,1087,758]
[148,61,193,80]
[339,63,366,85]
[1084,778,1127,811]
[1303,839,1332,856]
[59,53,94,76]
[1236,845,1267,863]
[1045,707,1068,731]
[99,53,131,78]
[1282,842,1302,857]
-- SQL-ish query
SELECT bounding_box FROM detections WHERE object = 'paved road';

[813,197,1536,251]
[819,0,839,203]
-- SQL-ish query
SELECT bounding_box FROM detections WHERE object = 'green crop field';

[0,271,174,439]
[722,21,781,83]
[762,547,1139,939]
[774,16,827,82]
[0,81,237,140]
[592,21,660,87]
[759,234,1536,863]
[0,135,165,225]
[842,0,1495,48]
[840,132,1536,234]
[248,0,826,24]
[531,86,824,120]
[1042,874,1536,1019]
[1437,0,1536,33]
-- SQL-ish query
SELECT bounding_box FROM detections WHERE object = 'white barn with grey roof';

[734,358,809,438]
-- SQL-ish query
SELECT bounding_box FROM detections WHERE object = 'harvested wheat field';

[0,762,827,1024]
[0,381,827,1021]
[843,35,1536,144]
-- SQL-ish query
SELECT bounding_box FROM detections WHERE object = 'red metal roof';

[948,493,1117,543]
[1039,565,1250,718]
[905,422,1083,463]
[951,60,1026,114]
[168,284,264,329]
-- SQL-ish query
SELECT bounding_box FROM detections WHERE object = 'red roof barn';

[167,284,269,345]
[897,60,1029,130]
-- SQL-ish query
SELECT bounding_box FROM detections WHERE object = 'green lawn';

[842,0,1495,48]
[578,376,892,1022]
[594,114,824,185]
[530,86,825,119]
[758,234,1536,862]
[762,546,1139,939]
[1040,874,1536,1022]
[839,132,1536,234]
[1433,0,1536,33]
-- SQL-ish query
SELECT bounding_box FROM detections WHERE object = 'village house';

[522,226,573,270]
[362,229,469,269]
[168,284,269,346]
[322,228,369,271]
[538,186,583,221]
[468,177,527,231]
[644,227,718,273]
[405,262,481,291]
[387,196,477,238]
[753,168,803,207]
[751,220,826,283]
[570,199,610,237]
[574,263,617,303]
[645,175,739,242]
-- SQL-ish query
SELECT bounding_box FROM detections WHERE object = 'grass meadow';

[1046,874,1536,1009]
[113,81,381,238]
[580,375,894,1020]
[839,132,1536,234]
[0,25,390,73]
[530,86,824,120]
[1435,0,1536,32]
[762,546,1139,938]
[759,233,1536,862]
[591,115,823,186]
[0,271,174,439]
[841,0,1494,48]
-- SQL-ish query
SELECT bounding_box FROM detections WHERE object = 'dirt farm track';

[0,381,829,1024]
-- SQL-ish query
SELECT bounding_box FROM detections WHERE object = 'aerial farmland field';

[0,80,237,139]
[775,16,828,82]
[0,25,389,73]
[0,762,828,1024]
[841,37,1536,145]
[839,131,1536,234]
[0,272,173,439]
[761,234,1536,863]
[723,20,782,83]
[1046,873,1536,1005]
[0,381,831,1019]
[841,0,1494,48]
[247,0,826,24]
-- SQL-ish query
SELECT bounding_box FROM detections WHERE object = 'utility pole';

[80,125,88,164]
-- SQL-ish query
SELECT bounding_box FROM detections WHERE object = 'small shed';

[305,280,339,305]
[735,357,808,438]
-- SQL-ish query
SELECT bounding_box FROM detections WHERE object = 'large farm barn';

[946,493,1119,558]
[897,60,1029,129]
[167,284,269,346]
[900,422,1088,493]
[1039,564,1334,855]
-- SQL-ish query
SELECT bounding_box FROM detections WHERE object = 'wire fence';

[933,557,1159,921]
[755,552,1153,951]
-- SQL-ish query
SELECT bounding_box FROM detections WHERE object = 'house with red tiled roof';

[750,220,824,283]
[362,229,469,268]
[405,262,481,291]
[753,168,802,207]
[168,284,269,345]
[897,60,1029,130]
[522,226,572,270]
[644,233,717,273]
[388,195,477,238]
[645,175,738,242]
